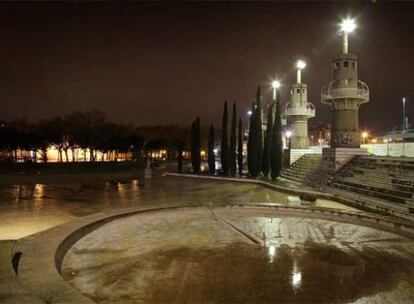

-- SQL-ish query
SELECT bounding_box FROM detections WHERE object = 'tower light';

[340,18,356,54]
[296,60,306,84]
[271,80,281,100]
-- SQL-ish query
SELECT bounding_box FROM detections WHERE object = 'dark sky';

[0,1,413,133]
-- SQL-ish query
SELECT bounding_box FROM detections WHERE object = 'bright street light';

[296,60,306,70]
[361,131,368,144]
[247,110,253,116]
[340,18,356,33]
[271,80,281,89]
[340,18,356,54]
[271,80,281,100]
[296,60,306,83]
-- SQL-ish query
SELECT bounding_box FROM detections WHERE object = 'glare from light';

[296,60,306,70]
[247,110,253,116]
[292,260,302,289]
[286,130,293,138]
[271,80,281,89]
[361,131,368,139]
[341,18,356,33]
[213,148,218,154]
[292,271,302,287]
[268,245,276,257]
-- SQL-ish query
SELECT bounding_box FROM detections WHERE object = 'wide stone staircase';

[280,154,325,187]
[324,155,414,220]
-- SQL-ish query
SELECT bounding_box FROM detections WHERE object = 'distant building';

[309,122,331,146]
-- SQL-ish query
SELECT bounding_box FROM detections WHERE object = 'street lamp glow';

[340,18,356,33]
[361,131,368,139]
[296,60,306,70]
[296,60,306,83]
[247,110,253,116]
[271,80,281,100]
[271,80,281,89]
[340,18,356,54]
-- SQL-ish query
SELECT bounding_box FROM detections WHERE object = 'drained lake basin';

[62,206,414,304]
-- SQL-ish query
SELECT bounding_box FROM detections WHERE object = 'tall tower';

[321,18,369,148]
[284,60,316,149]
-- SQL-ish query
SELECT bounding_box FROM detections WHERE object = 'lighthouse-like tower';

[321,18,370,170]
[321,18,369,148]
[284,60,316,149]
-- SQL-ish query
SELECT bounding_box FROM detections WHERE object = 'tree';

[221,101,229,175]
[248,86,263,178]
[262,104,273,177]
[172,139,186,173]
[230,102,237,176]
[247,102,255,175]
[271,97,283,180]
[190,117,201,173]
[208,125,215,175]
[237,118,243,176]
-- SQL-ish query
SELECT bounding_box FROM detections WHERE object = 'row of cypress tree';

[247,86,283,180]
[214,101,241,177]
[190,85,283,180]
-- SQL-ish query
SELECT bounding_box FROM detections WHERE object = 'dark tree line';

[0,109,186,164]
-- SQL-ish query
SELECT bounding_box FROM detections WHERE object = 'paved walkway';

[0,240,42,304]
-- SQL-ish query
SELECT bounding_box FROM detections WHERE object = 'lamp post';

[402,97,407,132]
[271,80,281,101]
[340,18,356,54]
[286,130,293,150]
[361,131,368,145]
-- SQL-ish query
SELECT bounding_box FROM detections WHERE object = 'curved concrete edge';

[165,172,334,198]
[13,204,196,304]
[13,204,414,304]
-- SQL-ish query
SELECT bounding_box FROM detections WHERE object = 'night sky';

[0,1,413,133]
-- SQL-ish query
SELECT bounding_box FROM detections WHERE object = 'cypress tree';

[271,98,283,180]
[256,86,263,175]
[221,101,229,175]
[262,104,273,177]
[195,117,201,173]
[208,124,216,175]
[230,102,237,176]
[247,102,255,176]
[250,86,263,178]
[190,120,196,172]
[190,117,201,173]
[174,139,185,173]
[237,118,243,176]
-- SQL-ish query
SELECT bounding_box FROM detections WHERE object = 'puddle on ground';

[70,241,413,304]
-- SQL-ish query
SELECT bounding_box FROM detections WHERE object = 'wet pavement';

[0,172,351,240]
[62,207,414,304]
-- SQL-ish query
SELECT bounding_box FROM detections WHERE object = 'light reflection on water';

[0,175,292,239]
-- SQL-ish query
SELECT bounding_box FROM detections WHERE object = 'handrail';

[321,80,369,103]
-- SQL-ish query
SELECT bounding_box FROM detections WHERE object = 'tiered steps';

[325,155,414,220]
[281,154,324,186]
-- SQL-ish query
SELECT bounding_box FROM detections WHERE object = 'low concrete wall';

[362,142,414,157]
